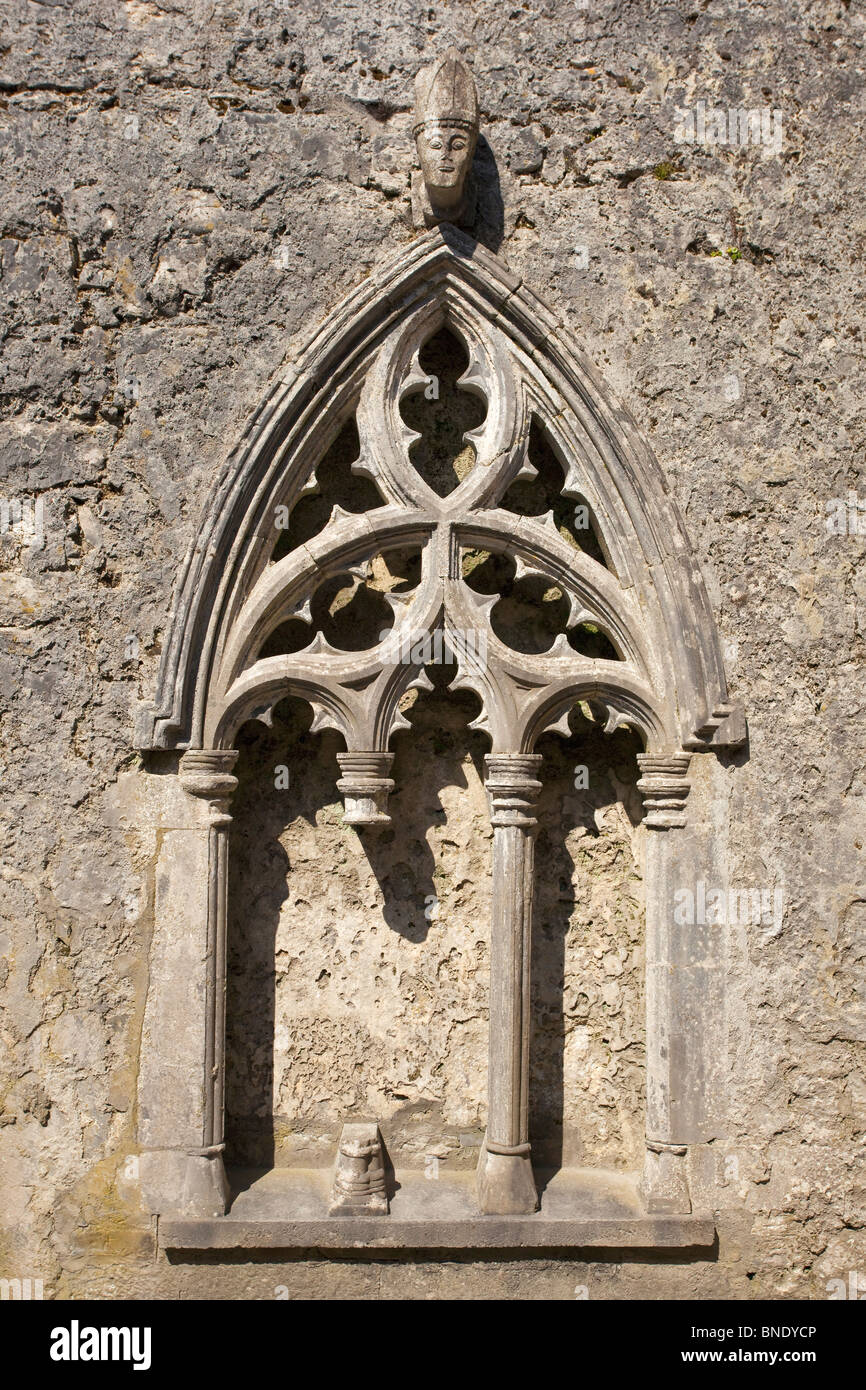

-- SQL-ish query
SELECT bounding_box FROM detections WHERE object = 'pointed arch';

[136,222,739,1236]
[136,224,743,758]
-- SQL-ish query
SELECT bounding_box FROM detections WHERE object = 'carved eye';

[428,137,443,150]
[451,137,466,151]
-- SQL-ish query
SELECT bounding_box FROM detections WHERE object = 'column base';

[139,1150,231,1218]
[639,1141,692,1215]
[476,1136,539,1215]
[329,1122,389,1216]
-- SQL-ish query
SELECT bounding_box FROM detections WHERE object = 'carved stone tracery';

[137,208,744,1233]
[137,226,742,769]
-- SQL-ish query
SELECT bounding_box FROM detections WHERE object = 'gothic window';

[135,227,743,1246]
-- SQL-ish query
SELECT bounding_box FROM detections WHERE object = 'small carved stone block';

[329,1122,389,1215]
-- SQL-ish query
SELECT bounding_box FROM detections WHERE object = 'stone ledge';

[160,1214,715,1251]
[158,1167,716,1251]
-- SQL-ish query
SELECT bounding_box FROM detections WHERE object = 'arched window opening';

[135,228,743,1252]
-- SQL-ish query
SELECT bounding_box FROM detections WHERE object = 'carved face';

[416,123,475,201]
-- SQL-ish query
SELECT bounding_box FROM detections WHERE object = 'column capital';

[336,752,394,827]
[483,753,543,829]
[179,749,239,824]
[636,752,691,829]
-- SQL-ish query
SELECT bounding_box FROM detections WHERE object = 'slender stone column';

[138,749,238,1218]
[477,753,542,1215]
[636,751,693,1214]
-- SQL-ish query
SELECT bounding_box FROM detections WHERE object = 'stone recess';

[0,0,863,1301]
[130,199,741,1228]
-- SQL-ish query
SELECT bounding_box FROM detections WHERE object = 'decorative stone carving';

[136,222,745,1235]
[683,701,746,750]
[329,1123,389,1214]
[412,48,479,229]
[135,227,744,763]
[636,753,691,829]
[336,751,394,827]
[179,748,239,822]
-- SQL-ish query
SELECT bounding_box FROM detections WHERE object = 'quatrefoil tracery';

[205,311,662,757]
[139,227,741,770]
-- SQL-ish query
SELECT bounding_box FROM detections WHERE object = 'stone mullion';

[477,753,542,1216]
[209,809,232,1157]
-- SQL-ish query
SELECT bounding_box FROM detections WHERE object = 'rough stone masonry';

[0,0,864,1300]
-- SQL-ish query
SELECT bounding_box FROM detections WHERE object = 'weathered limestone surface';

[1,0,864,1299]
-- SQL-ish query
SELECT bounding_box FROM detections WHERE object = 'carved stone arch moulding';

[137,225,744,1250]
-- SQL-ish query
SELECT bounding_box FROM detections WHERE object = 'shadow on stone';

[225,697,334,1170]
[530,720,645,1189]
[473,135,505,253]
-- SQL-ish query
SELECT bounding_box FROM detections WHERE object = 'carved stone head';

[413,48,479,219]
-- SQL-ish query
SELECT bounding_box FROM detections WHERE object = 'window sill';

[158,1166,715,1253]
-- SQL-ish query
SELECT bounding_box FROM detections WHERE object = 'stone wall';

[1,0,864,1299]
